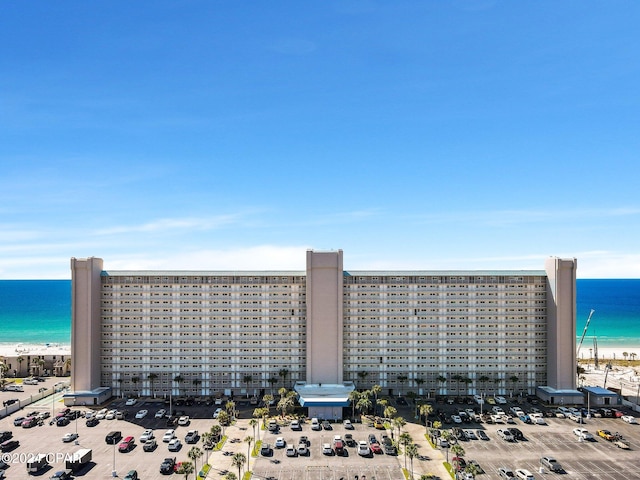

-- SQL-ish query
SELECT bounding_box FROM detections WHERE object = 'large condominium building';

[67,250,578,411]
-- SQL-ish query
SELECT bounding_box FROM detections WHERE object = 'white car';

[291,419,301,430]
[213,408,222,419]
[125,398,137,406]
[572,428,594,441]
[155,409,166,418]
[343,419,353,429]
[95,408,108,420]
[105,409,117,420]
[140,429,154,442]
[357,440,370,456]
[297,443,308,455]
[162,429,176,442]
[62,432,79,442]
[135,409,148,419]
[515,469,535,480]
[286,445,297,457]
[275,437,286,448]
[178,416,190,426]
[530,413,546,425]
[452,415,462,424]
[168,438,182,451]
[322,443,333,455]
[494,396,507,405]
[497,429,514,442]
[621,415,638,424]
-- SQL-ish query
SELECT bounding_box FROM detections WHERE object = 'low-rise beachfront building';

[66,250,578,410]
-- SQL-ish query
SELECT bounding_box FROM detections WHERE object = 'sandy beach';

[0,342,71,358]
[578,346,640,362]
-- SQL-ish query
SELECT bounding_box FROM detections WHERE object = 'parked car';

[123,470,138,480]
[185,430,199,444]
[540,457,563,472]
[155,409,167,418]
[275,437,286,448]
[178,416,190,426]
[143,439,158,452]
[168,438,182,451]
[344,419,354,429]
[357,440,370,456]
[86,417,100,427]
[49,470,73,480]
[497,429,514,442]
[125,398,137,406]
[163,429,176,442]
[621,415,638,424]
[105,431,122,444]
[135,409,148,419]
[322,443,333,455]
[62,432,79,443]
[322,420,332,430]
[572,428,594,441]
[286,445,297,457]
[260,443,272,456]
[477,430,489,441]
[119,436,135,452]
[498,467,516,479]
[515,469,535,480]
[140,429,155,442]
[160,457,176,474]
[597,429,615,441]
[290,419,301,430]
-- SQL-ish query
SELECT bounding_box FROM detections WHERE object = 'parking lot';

[2,388,640,480]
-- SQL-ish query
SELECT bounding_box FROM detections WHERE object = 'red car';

[370,443,383,454]
[118,436,135,452]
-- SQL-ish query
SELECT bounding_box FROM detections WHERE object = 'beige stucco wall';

[545,257,577,390]
[305,250,343,384]
[70,257,103,392]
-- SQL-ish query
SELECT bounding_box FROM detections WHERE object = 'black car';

[185,430,199,444]
[0,432,12,443]
[56,417,70,426]
[2,399,18,407]
[50,470,73,480]
[508,428,524,440]
[105,431,122,444]
[0,440,19,452]
[66,410,82,420]
[160,457,176,474]
[322,420,332,430]
[86,417,100,427]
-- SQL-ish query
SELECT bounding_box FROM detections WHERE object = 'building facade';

[68,250,577,404]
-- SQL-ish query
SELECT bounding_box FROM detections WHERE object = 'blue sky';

[1,1,639,279]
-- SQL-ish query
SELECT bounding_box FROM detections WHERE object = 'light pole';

[112,442,117,477]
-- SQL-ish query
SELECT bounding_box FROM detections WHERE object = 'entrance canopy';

[294,381,356,407]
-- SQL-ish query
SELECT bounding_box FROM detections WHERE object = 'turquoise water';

[0,279,639,348]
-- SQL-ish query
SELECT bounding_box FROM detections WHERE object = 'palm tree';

[419,403,433,433]
[462,377,473,396]
[278,369,289,389]
[509,375,519,397]
[263,394,274,414]
[176,461,195,480]
[493,377,503,395]
[349,390,361,418]
[397,374,408,395]
[406,443,419,479]
[437,375,447,395]
[131,376,140,396]
[243,375,253,397]
[450,444,465,471]
[173,375,184,395]
[17,356,24,377]
[226,400,236,420]
[218,411,230,432]
[384,405,397,421]
[244,435,253,470]
[623,351,629,362]
[249,418,258,443]
[231,452,246,480]
[188,446,203,473]
[210,424,222,442]
[398,432,412,470]
[201,432,213,462]
[148,373,158,397]
[192,378,202,395]
[267,377,278,394]
[414,377,425,395]
[357,370,369,387]
[356,395,372,416]
[371,384,382,414]
[224,473,237,480]
[393,416,406,440]
[64,357,72,376]
[630,352,637,362]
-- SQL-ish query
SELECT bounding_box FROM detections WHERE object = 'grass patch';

[196,463,211,480]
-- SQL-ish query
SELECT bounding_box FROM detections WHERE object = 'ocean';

[0,279,639,348]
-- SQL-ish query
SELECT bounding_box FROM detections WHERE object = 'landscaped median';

[196,463,211,480]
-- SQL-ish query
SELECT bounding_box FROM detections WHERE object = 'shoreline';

[578,346,640,362]
[0,342,71,357]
